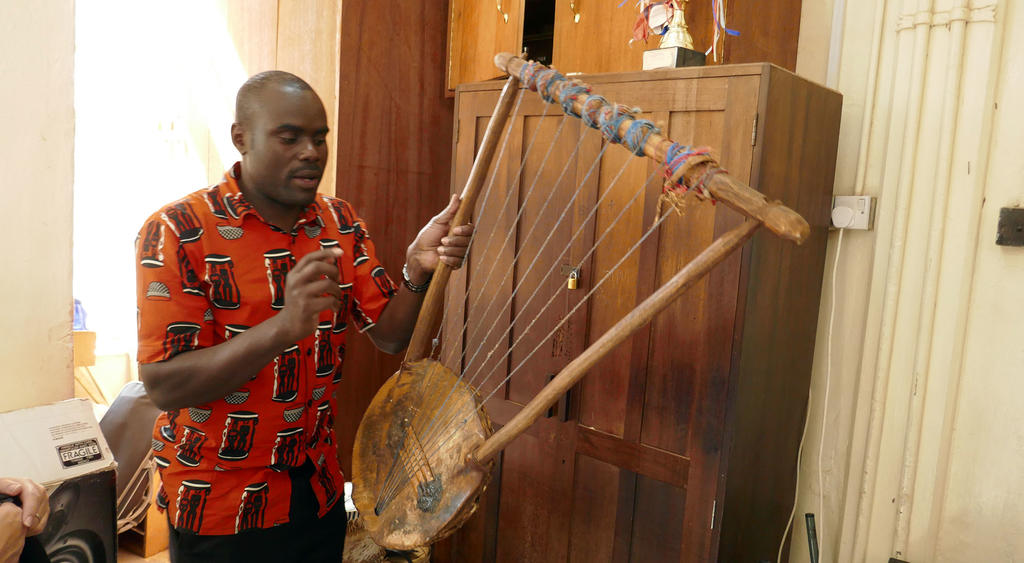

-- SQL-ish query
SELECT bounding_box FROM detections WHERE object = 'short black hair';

[234,71,315,126]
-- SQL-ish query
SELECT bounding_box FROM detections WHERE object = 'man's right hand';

[0,503,25,563]
[141,247,346,411]
[273,248,344,343]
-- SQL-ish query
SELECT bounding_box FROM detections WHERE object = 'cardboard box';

[0,399,117,563]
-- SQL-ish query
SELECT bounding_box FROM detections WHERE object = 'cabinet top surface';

[456,61,839,97]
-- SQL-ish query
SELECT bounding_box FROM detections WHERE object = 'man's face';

[235,85,329,210]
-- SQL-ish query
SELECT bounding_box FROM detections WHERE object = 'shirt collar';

[214,162,322,230]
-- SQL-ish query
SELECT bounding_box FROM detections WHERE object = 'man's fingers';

[0,479,23,496]
[306,278,343,302]
[308,295,341,314]
[439,245,467,259]
[291,258,341,285]
[6,478,46,529]
[450,223,474,237]
[297,248,344,265]
[432,194,461,226]
[441,255,468,269]
[293,248,343,277]
[440,234,471,249]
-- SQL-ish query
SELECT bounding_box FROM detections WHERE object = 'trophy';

[639,0,706,70]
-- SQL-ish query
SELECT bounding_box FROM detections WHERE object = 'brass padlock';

[567,269,579,290]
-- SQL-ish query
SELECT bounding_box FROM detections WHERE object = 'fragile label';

[56,439,102,468]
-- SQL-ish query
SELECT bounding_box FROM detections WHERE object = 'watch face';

[647,2,672,30]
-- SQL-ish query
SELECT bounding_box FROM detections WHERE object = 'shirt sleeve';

[136,211,215,363]
[347,204,397,332]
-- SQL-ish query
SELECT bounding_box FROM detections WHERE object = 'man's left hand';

[405,194,474,285]
[0,478,48,537]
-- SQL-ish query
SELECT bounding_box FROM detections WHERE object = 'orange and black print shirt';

[136,163,396,535]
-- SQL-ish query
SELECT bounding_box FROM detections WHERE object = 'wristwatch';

[402,263,431,293]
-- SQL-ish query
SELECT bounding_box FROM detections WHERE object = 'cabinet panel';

[567,454,620,563]
[575,137,652,436]
[551,1,642,74]
[448,0,523,91]
[507,115,582,405]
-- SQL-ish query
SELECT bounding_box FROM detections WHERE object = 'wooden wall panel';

[332,0,455,477]
[220,0,278,74]
[277,0,342,198]
[684,0,801,71]
[723,0,801,71]
[208,0,278,183]
[495,431,574,562]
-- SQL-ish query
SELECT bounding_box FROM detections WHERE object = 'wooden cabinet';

[447,0,803,91]
[434,64,841,562]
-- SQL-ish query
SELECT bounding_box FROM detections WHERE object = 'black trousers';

[167,461,347,562]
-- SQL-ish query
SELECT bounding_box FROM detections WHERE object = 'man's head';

[231,71,328,220]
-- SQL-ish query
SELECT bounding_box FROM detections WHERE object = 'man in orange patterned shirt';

[136,71,471,562]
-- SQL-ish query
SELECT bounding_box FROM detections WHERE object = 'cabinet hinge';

[751,113,758,146]
[454,118,460,144]
[711,499,717,530]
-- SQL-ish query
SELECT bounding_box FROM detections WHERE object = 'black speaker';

[34,470,116,563]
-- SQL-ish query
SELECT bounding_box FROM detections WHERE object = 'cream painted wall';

[0,2,75,412]
[792,0,1021,561]
[74,0,342,359]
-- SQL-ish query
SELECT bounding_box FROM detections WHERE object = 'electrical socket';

[831,195,875,230]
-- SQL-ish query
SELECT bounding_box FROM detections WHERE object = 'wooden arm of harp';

[494,52,810,245]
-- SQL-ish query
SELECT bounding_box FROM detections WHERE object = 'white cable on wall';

[778,387,813,563]
[818,226,845,562]
[778,212,849,562]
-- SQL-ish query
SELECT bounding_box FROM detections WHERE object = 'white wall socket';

[831,195,875,230]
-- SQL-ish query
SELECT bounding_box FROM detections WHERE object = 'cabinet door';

[552,0,641,74]
[448,0,523,91]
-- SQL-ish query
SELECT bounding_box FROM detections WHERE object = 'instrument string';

[447,114,576,364]
[414,131,612,455]
[416,143,647,454]
[373,72,706,509]
[436,101,557,369]
[378,91,529,509]
[416,163,662,464]
[406,114,579,451]
[459,125,600,379]
[430,90,538,363]
[382,154,652,502]
[375,361,456,509]
[422,171,671,464]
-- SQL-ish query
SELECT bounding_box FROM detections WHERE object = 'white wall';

[73,1,248,357]
[0,1,75,412]
[793,0,1022,561]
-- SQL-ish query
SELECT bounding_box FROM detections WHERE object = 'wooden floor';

[117,548,169,562]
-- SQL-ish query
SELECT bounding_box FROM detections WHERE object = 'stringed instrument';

[351,53,810,550]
